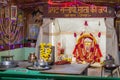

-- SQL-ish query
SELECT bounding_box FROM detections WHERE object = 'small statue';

[28,52,37,63]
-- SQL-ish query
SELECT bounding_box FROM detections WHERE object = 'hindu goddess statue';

[73,33,102,64]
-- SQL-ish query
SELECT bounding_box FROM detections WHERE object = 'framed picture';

[11,5,17,20]
[28,24,39,40]
[5,6,10,18]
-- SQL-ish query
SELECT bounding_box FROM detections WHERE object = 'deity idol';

[73,33,102,64]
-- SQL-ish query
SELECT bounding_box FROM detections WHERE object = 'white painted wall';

[36,18,119,65]
[49,18,106,62]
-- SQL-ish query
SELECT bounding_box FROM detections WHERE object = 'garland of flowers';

[40,43,52,62]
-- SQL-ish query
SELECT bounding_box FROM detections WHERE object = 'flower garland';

[40,43,52,62]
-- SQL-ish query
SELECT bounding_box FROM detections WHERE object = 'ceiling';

[1,0,120,10]
[12,0,120,6]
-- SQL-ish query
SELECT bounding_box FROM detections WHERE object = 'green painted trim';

[0,48,35,61]
[0,71,120,80]
[24,47,35,60]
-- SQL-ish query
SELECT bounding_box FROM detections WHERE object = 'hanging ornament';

[98,32,101,38]
[74,32,77,38]
[74,32,78,43]
[84,21,88,26]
